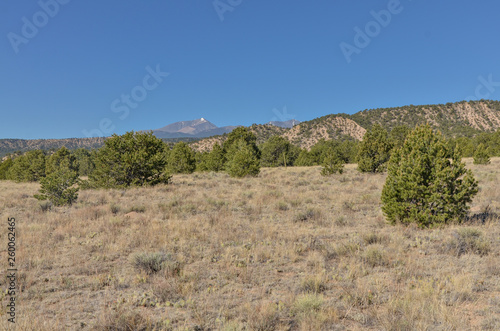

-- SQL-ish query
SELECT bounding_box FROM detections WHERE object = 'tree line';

[0,125,497,226]
[0,127,345,184]
[1,126,497,185]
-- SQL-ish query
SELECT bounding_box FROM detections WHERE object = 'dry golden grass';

[0,158,499,330]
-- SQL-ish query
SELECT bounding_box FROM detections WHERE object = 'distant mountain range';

[1,100,500,156]
[151,118,300,138]
[151,118,237,139]
[0,118,300,156]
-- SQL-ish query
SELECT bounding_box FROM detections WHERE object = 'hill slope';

[192,100,500,150]
[2,100,500,155]
[282,115,366,149]
[0,137,107,157]
[349,100,500,136]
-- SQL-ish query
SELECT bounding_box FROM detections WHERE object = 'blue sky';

[1,0,500,139]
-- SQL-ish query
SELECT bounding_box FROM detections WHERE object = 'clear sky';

[1,0,500,139]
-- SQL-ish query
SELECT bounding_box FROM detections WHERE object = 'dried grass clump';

[131,252,180,275]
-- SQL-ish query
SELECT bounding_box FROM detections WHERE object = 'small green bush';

[381,125,478,227]
[473,143,490,165]
[321,147,345,175]
[34,169,79,206]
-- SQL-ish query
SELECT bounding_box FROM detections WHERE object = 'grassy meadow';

[0,158,499,330]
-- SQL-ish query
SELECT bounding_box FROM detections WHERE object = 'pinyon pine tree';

[45,146,78,175]
[204,143,226,172]
[226,139,260,177]
[88,131,170,188]
[294,150,315,166]
[473,143,490,165]
[223,127,261,159]
[7,150,46,182]
[357,124,393,173]
[0,158,13,180]
[73,148,95,176]
[260,135,298,167]
[321,147,345,175]
[34,168,79,206]
[167,142,196,174]
[381,125,478,227]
